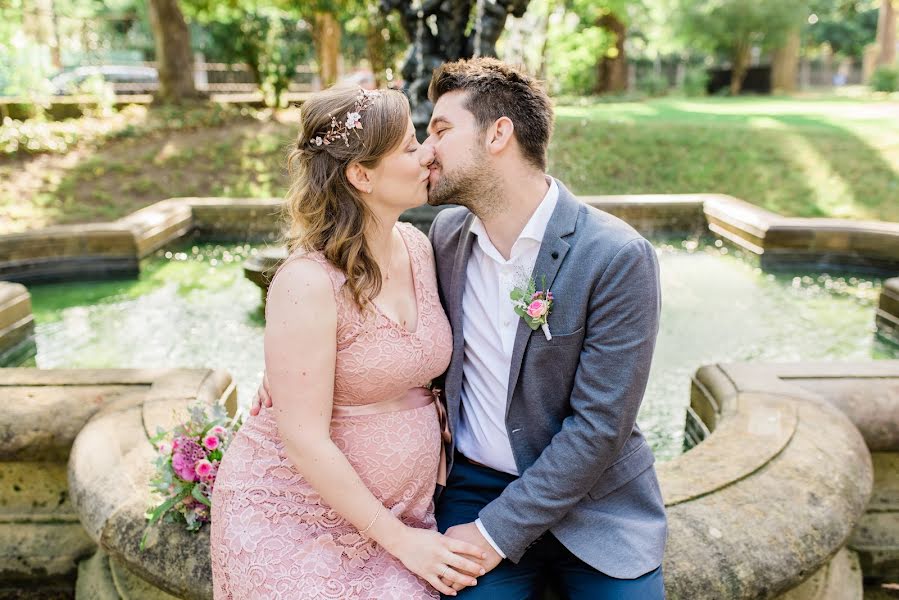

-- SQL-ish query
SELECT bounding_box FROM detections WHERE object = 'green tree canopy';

[676,0,808,93]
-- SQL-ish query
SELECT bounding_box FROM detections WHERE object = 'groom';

[421,57,666,598]
[252,57,667,598]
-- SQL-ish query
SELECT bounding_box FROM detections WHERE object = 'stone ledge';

[702,195,899,273]
[5,193,899,286]
[60,361,878,599]
[67,369,235,600]
[0,367,228,462]
[0,369,222,595]
[117,199,193,258]
[0,282,34,365]
[877,279,899,346]
[778,547,862,600]
[659,361,874,598]
[185,198,283,242]
[583,194,708,235]
[672,361,899,589]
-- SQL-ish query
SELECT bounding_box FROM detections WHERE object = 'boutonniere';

[510,276,554,340]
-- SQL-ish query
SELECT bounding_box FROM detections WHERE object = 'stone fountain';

[380,0,530,136]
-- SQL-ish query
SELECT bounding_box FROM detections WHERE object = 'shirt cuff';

[475,518,506,559]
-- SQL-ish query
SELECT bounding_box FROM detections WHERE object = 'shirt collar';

[469,177,559,248]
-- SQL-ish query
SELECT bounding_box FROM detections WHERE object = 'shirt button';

[503,320,511,326]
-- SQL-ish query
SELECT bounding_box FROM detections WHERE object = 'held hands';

[389,527,487,596]
[249,374,273,416]
[443,522,503,591]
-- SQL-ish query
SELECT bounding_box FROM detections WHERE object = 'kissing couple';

[210,57,667,599]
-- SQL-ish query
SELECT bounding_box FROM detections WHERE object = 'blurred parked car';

[49,65,158,95]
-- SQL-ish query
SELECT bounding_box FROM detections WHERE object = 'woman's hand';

[388,527,487,596]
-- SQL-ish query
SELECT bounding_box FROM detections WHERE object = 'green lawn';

[1,96,897,233]
[550,96,899,221]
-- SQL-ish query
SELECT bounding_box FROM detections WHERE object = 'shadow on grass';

[770,114,899,221]
[552,98,899,221]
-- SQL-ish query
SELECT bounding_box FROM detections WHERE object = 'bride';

[210,85,485,599]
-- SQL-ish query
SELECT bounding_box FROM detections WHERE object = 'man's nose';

[419,142,435,166]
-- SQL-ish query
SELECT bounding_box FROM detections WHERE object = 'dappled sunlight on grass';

[550,97,899,222]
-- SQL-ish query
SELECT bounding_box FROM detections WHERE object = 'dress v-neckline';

[372,225,421,335]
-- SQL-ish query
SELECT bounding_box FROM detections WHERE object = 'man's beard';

[427,151,504,219]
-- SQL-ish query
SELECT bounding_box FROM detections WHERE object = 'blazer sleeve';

[477,237,661,562]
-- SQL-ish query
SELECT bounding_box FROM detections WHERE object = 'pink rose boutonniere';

[510,276,554,340]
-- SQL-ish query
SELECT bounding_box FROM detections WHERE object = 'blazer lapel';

[447,212,476,421]
[505,181,580,415]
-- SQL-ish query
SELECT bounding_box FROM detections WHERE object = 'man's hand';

[443,522,502,590]
[248,373,273,416]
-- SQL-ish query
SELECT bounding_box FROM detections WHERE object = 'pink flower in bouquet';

[157,441,172,456]
[203,435,220,451]
[210,426,226,437]
[526,299,548,319]
[195,459,214,479]
[171,452,196,482]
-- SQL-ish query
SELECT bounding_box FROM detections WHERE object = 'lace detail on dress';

[211,223,451,599]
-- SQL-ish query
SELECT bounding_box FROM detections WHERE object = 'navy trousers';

[435,456,665,600]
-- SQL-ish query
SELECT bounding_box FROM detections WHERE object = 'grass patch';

[1,96,897,234]
[550,97,899,221]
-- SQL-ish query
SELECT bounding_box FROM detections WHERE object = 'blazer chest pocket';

[528,326,585,350]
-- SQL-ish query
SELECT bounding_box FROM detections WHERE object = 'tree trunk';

[874,0,897,67]
[771,28,801,93]
[366,5,388,88]
[147,0,198,103]
[595,11,627,94]
[730,43,751,95]
[536,0,560,81]
[313,12,341,89]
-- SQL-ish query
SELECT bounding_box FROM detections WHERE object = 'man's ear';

[346,162,373,194]
[485,116,515,156]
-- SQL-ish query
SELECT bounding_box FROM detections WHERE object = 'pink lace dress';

[210,223,452,599]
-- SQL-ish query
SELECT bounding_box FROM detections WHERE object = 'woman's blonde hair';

[284,86,411,309]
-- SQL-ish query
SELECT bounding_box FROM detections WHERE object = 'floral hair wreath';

[309,88,382,148]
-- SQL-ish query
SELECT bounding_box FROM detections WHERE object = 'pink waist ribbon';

[332,387,452,486]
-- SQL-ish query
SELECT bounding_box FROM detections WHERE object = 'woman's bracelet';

[359,504,383,535]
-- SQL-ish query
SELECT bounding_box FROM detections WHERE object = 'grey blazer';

[428,179,668,579]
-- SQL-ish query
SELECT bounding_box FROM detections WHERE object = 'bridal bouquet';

[141,402,241,549]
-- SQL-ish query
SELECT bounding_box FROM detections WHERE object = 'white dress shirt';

[455,179,559,557]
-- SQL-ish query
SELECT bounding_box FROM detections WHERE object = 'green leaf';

[140,489,190,551]
[146,489,190,526]
[192,485,212,507]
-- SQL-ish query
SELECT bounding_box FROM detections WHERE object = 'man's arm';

[476,237,661,563]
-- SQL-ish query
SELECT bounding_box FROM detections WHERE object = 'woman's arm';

[264,259,485,595]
